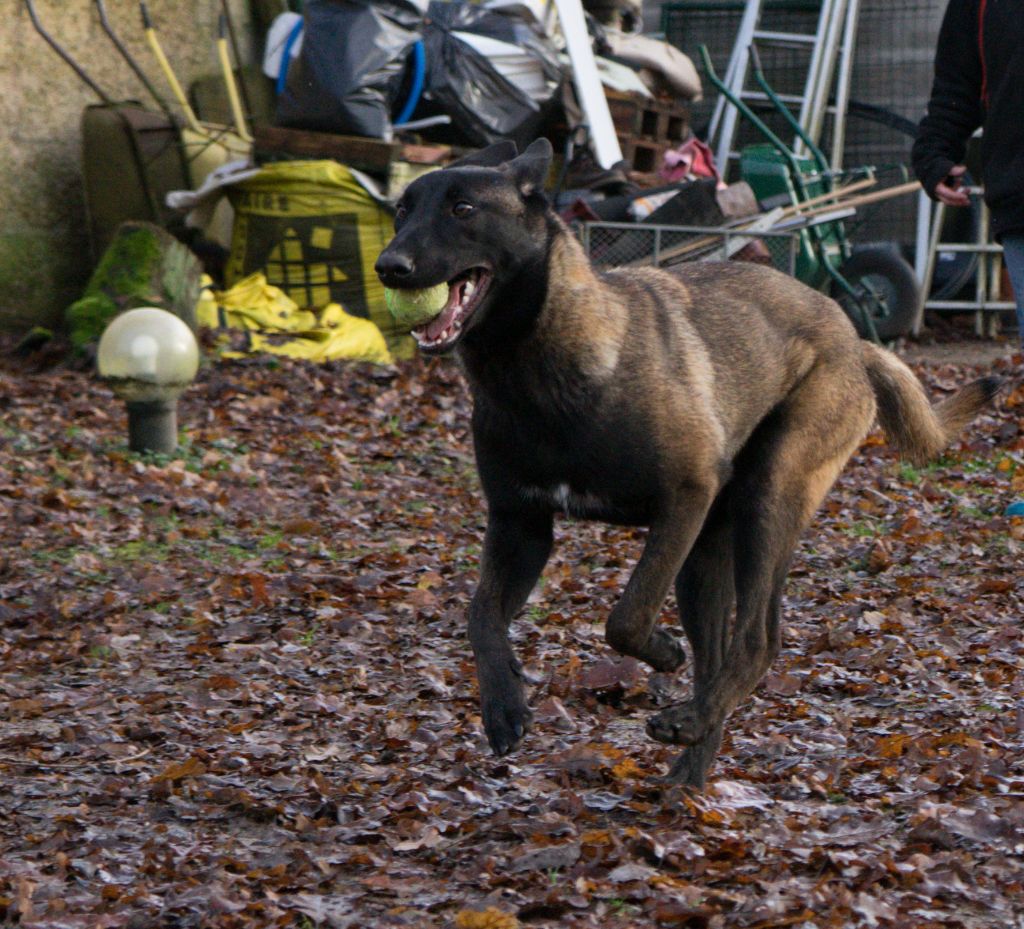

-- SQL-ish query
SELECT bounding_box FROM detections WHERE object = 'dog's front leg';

[605,487,714,674]
[468,508,554,756]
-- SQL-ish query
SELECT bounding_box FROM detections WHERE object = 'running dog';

[375,139,1000,787]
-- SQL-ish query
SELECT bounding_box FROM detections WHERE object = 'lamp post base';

[126,399,179,455]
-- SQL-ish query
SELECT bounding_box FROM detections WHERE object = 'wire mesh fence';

[660,0,944,247]
[575,221,800,273]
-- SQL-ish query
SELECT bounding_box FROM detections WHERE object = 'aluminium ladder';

[914,188,1016,337]
[709,0,861,176]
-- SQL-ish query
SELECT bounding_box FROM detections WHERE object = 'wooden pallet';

[619,138,674,175]
[605,90,690,149]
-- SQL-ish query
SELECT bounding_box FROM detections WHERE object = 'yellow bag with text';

[225,160,413,358]
[197,272,392,365]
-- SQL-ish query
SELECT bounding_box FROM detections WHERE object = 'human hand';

[934,164,970,207]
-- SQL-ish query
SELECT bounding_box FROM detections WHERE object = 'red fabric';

[660,137,722,186]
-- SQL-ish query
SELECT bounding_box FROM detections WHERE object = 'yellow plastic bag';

[224,160,413,358]
[198,273,392,365]
[197,272,318,332]
[246,305,392,364]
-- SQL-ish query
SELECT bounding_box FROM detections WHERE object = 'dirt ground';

[902,337,1020,368]
[899,309,1022,368]
[1,335,1022,928]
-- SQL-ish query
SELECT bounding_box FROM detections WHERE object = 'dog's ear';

[449,141,518,169]
[502,138,553,197]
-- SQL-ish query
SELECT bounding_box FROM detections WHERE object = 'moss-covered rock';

[65,221,202,351]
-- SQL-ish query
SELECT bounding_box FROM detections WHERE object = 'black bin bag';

[276,0,423,139]
[419,0,563,148]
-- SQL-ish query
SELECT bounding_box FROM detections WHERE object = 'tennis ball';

[384,284,449,329]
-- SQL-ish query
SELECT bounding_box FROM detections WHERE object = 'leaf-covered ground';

[1,344,1022,929]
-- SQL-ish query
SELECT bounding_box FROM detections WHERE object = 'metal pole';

[126,399,179,455]
[913,200,944,335]
[975,199,989,336]
[828,0,860,169]
[711,0,763,174]
[94,0,172,115]
[914,190,932,284]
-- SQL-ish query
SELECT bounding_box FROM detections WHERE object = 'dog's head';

[375,138,553,354]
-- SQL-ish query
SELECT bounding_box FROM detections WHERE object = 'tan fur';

[861,342,998,465]
[387,154,1001,788]
[538,233,628,379]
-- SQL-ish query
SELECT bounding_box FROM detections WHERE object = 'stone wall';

[0,0,252,333]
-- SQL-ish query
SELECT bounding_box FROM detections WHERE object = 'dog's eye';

[395,203,407,221]
[453,201,474,218]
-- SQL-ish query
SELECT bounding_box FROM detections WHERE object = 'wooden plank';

[254,125,400,173]
[795,179,920,216]
[399,143,452,166]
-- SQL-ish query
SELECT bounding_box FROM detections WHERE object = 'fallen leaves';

[0,347,1021,927]
[454,907,521,929]
[151,755,208,783]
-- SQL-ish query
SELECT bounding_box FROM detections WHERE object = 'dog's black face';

[375,139,553,354]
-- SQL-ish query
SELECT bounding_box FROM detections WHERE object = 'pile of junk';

[30,0,918,365]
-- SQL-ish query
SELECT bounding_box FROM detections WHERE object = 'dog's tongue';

[422,301,458,340]
[420,283,462,339]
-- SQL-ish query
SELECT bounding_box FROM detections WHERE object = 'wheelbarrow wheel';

[832,245,920,341]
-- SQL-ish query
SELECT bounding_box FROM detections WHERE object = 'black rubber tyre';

[832,245,921,341]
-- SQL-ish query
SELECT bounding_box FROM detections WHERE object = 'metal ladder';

[709,0,861,175]
[915,189,1015,337]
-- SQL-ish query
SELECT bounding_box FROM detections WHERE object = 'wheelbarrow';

[699,44,920,342]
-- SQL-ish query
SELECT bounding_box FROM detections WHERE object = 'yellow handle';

[217,35,253,143]
[144,25,204,135]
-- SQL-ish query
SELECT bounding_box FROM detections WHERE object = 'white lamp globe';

[97,307,199,455]
[97,307,199,402]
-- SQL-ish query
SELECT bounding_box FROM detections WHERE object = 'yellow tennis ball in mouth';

[384,284,450,329]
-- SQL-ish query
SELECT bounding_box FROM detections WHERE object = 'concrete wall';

[0,0,252,334]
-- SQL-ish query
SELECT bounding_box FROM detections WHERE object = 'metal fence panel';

[576,221,800,274]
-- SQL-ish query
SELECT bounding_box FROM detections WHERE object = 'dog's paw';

[659,729,723,788]
[656,750,707,789]
[481,685,532,756]
[642,628,687,673]
[646,700,707,746]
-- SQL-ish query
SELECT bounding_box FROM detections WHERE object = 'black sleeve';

[911,0,985,197]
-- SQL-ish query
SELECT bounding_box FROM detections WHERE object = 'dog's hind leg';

[662,494,737,787]
[470,508,554,756]
[649,366,875,774]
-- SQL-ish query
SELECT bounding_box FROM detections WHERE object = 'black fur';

[374,140,1000,788]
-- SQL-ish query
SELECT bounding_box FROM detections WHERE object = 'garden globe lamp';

[97,307,199,455]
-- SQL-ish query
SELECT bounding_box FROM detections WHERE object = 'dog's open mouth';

[413,268,491,352]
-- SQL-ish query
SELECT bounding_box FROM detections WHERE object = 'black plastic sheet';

[276,0,421,139]
[419,1,563,148]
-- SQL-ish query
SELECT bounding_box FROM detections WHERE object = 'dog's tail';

[861,342,1001,466]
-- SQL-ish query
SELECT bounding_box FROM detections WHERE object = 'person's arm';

[912,0,984,203]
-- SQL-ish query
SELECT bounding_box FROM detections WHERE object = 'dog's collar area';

[413,268,491,352]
